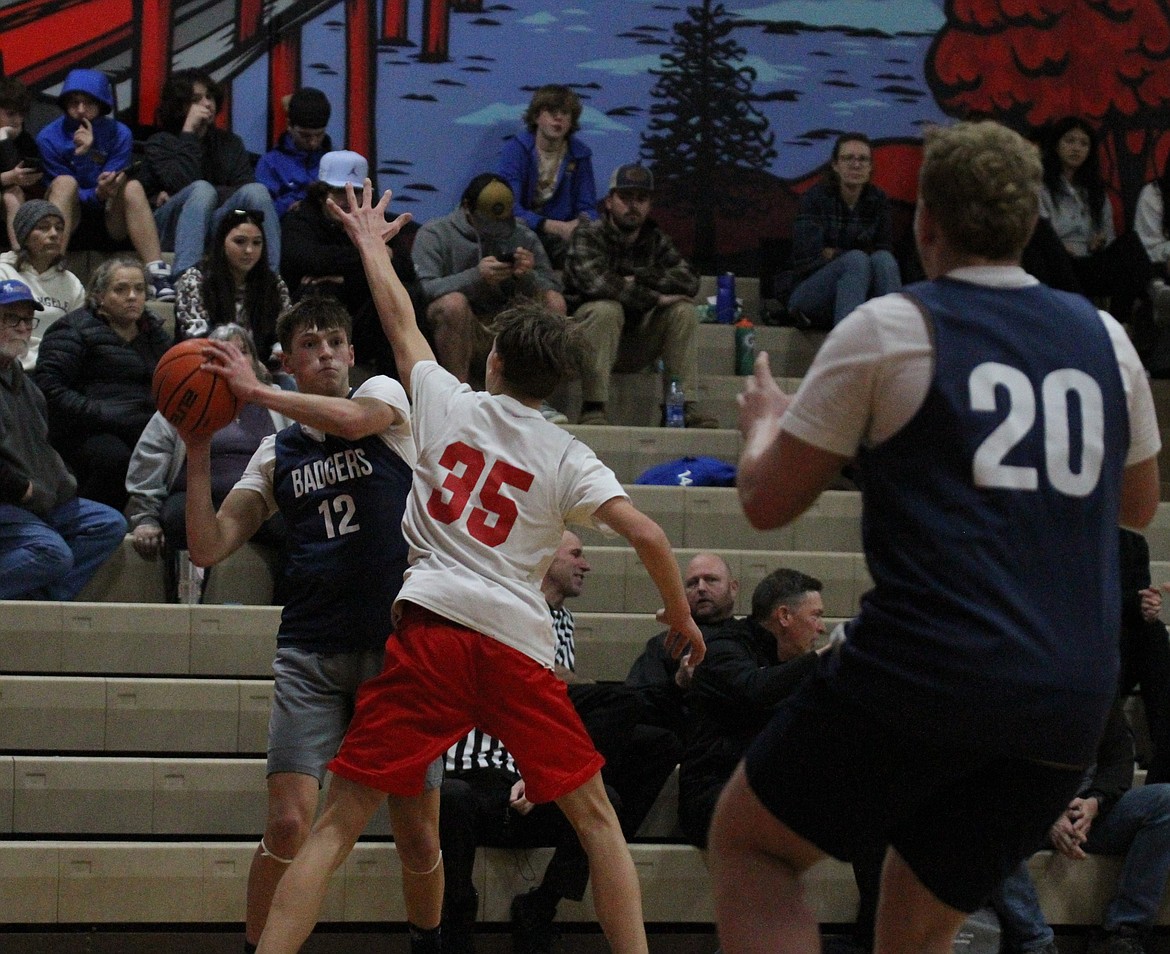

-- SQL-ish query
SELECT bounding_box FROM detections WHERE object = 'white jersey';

[234,374,416,516]
[400,361,626,666]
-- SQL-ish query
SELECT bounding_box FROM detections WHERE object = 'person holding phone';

[412,173,565,398]
[0,77,54,251]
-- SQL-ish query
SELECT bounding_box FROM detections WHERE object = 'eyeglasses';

[228,208,265,225]
[837,155,872,165]
[0,313,40,329]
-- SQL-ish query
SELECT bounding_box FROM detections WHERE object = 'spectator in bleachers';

[124,323,290,602]
[34,255,169,511]
[498,84,598,268]
[785,133,901,329]
[626,552,741,741]
[139,68,280,279]
[413,172,565,397]
[256,88,333,219]
[1119,528,1170,784]
[35,69,175,301]
[989,703,1170,954]
[0,278,126,599]
[280,150,418,377]
[679,567,824,847]
[1134,152,1170,328]
[1039,117,1152,330]
[439,530,624,954]
[178,296,437,953]
[0,200,85,369]
[175,208,291,367]
[0,76,50,250]
[563,163,716,428]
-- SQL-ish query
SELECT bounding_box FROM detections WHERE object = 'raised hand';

[328,179,413,251]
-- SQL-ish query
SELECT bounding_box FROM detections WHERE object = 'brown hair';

[523,85,583,136]
[490,303,585,400]
[275,296,352,354]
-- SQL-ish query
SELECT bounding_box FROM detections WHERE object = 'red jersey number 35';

[426,441,535,547]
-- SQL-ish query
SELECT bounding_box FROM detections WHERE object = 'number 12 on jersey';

[427,441,535,547]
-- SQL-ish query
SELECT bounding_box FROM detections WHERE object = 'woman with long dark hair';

[175,207,290,365]
[1039,117,1152,328]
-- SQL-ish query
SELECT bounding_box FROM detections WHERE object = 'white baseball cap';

[318,150,368,188]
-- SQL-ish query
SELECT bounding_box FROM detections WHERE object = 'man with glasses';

[786,132,902,328]
[0,278,125,599]
[257,88,334,219]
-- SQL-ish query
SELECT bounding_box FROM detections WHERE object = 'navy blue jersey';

[833,278,1128,765]
[273,424,413,653]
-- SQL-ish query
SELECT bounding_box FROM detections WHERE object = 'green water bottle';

[735,319,756,375]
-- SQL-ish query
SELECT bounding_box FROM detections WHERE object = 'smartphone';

[20,156,42,171]
[496,250,516,264]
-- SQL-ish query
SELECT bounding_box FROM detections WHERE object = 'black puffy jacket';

[34,306,170,448]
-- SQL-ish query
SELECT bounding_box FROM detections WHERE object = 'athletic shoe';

[683,403,719,429]
[510,889,559,954]
[1088,927,1147,954]
[146,259,176,302]
[577,408,610,426]
[540,401,568,424]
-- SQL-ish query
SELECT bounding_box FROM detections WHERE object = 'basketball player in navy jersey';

[183,297,442,954]
[709,121,1162,954]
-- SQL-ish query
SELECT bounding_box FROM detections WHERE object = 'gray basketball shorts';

[268,644,443,790]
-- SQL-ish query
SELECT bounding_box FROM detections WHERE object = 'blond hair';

[919,121,1041,260]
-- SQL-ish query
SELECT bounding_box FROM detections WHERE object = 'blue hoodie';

[36,69,132,208]
[255,130,333,218]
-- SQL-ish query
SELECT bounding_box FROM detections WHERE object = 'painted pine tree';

[640,0,776,269]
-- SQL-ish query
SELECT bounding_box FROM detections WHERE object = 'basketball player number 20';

[970,363,1104,497]
[427,441,535,546]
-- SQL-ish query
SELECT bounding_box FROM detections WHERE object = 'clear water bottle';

[665,376,686,428]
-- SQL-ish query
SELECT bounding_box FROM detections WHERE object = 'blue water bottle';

[715,272,736,324]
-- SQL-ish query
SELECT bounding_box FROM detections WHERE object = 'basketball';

[152,339,240,440]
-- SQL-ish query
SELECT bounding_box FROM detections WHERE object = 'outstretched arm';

[594,496,706,667]
[200,339,400,440]
[330,180,432,388]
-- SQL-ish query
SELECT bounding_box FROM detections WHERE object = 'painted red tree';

[926,0,1170,215]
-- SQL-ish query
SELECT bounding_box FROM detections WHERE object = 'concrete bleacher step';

[0,836,1159,927]
[0,675,270,753]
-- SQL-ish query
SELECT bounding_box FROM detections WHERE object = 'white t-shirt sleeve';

[781,293,933,456]
[559,440,628,531]
[1099,311,1161,466]
[354,374,416,467]
[410,360,472,452]
[232,435,279,519]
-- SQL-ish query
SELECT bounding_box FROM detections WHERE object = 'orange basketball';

[152,339,240,440]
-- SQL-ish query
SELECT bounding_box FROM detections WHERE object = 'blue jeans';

[153,180,280,276]
[789,248,902,325]
[989,861,1054,952]
[0,498,126,600]
[991,784,1170,944]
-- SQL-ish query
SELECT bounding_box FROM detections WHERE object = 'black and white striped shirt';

[444,605,576,773]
